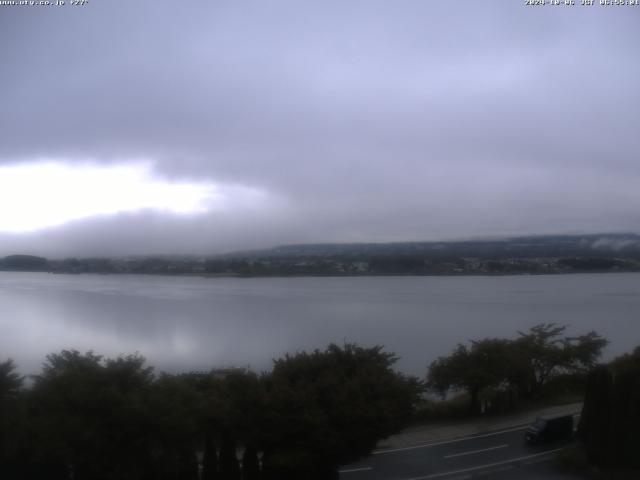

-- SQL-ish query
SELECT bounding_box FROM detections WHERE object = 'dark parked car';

[525,415,574,444]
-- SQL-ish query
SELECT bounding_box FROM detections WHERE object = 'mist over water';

[2,272,638,377]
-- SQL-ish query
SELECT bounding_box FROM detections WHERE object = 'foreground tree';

[609,346,640,468]
[201,435,219,480]
[1,344,422,479]
[427,339,514,414]
[261,344,422,479]
[0,359,22,399]
[148,373,205,480]
[427,324,608,413]
[28,350,157,480]
[578,346,640,469]
[0,359,25,478]
[514,324,607,397]
[219,434,241,480]
[241,445,260,480]
[578,365,613,466]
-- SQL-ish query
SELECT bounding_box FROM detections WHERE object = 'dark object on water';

[525,415,574,444]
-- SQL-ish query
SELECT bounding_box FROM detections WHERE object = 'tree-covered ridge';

[0,344,421,480]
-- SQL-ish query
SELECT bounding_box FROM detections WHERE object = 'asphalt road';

[339,424,584,480]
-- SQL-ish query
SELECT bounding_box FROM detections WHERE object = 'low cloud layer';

[1,1,639,256]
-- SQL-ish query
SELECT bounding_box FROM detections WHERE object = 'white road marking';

[338,466,373,474]
[443,444,508,459]
[374,411,581,455]
[404,448,564,480]
[373,425,528,455]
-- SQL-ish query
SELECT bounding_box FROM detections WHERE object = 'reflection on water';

[1,272,639,375]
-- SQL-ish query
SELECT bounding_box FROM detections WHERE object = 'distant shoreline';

[3,233,640,278]
[2,268,639,279]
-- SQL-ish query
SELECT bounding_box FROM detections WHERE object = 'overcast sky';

[1,1,638,257]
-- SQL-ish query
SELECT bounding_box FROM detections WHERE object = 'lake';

[1,271,638,376]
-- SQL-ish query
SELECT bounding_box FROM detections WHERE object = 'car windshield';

[533,419,547,429]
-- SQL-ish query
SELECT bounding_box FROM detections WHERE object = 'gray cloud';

[1,1,639,256]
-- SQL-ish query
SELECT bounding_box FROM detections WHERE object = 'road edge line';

[405,448,564,480]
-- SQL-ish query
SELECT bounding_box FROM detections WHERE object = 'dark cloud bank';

[1,1,639,257]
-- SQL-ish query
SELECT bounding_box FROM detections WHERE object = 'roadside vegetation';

[2,324,636,478]
[569,346,640,478]
[0,344,420,480]
[424,323,607,416]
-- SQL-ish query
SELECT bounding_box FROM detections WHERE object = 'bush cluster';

[0,345,421,480]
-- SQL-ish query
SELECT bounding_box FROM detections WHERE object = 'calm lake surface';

[1,272,639,376]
